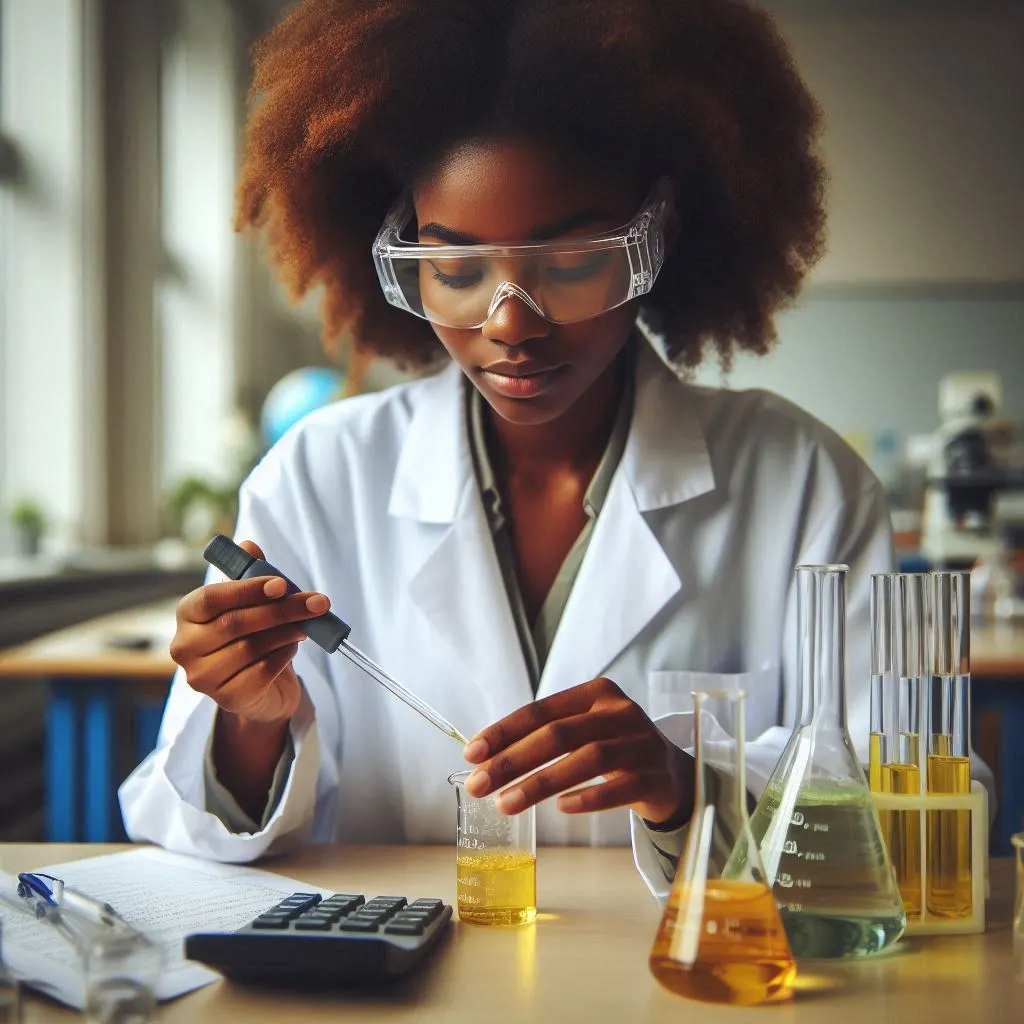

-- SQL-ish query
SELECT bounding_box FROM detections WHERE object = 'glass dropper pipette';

[203,535,470,745]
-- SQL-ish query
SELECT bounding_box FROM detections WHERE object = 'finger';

[463,678,623,762]
[173,590,330,662]
[185,623,309,694]
[238,539,266,560]
[213,644,301,717]
[492,739,658,814]
[465,708,630,796]
[178,575,297,626]
[555,772,660,815]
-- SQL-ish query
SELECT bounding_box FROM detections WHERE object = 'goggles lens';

[373,178,672,330]
[392,245,631,328]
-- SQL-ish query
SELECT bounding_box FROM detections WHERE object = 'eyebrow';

[418,209,616,245]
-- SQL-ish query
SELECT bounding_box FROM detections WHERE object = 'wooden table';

[1,844,1019,1023]
[0,602,177,842]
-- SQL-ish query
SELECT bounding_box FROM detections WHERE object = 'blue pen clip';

[17,873,62,908]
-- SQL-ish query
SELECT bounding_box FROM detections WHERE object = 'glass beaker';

[747,564,906,958]
[448,770,536,926]
[650,689,796,1006]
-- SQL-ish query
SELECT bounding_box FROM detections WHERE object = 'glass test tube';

[883,573,926,919]
[927,571,973,919]
[869,574,895,794]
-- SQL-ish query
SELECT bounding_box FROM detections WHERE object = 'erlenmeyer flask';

[649,689,796,1006]
[746,564,906,958]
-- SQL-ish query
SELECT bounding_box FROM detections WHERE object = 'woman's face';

[413,138,642,427]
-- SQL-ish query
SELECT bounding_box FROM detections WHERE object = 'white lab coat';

[120,341,899,898]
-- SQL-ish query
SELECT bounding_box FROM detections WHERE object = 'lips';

[478,363,566,399]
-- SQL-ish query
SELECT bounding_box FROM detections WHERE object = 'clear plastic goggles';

[372,178,673,329]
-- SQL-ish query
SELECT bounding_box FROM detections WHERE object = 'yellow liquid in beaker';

[649,880,795,1006]
[881,762,922,918]
[456,850,536,926]
[927,754,972,919]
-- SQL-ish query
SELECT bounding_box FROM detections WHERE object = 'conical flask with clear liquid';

[649,689,796,1006]
[744,564,906,958]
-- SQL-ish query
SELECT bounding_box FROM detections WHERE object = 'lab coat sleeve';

[203,728,295,833]
[118,465,344,862]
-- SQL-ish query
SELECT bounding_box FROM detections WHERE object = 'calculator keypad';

[249,892,448,939]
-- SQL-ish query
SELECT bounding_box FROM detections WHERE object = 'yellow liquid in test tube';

[869,733,883,793]
[649,880,795,1006]
[456,850,537,926]
[927,754,972,918]
[881,762,922,918]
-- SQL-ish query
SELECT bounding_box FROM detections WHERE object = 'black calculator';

[184,891,453,987]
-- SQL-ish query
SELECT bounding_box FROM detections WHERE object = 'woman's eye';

[427,259,482,290]
[432,270,482,290]
[545,252,612,283]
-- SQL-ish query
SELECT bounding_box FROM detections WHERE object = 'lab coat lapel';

[389,364,533,720]
[538,345,716,696]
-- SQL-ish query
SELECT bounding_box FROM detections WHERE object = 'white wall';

[767,1,1024,285]
[695,294,1024,443]
[0,0,100,547]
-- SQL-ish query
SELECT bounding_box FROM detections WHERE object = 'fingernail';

[306,595,328,613]
[264,578,286,598]
[463,739,488,762]
[466,769,491,796]
[559,794,584,813]
[497,789,526,814]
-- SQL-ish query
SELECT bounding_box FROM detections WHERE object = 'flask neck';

[796,566,848,732]
[692,691,748,825]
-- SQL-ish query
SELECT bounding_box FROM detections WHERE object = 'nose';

[482,292,551,348]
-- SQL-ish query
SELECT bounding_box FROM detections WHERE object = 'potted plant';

[164,476,238,547]
[9,497,46,556]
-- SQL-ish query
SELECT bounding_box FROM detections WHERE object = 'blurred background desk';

[972,620,1024,854]
[0,601,177,843]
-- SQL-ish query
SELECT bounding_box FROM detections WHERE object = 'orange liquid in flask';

[649,879,795,1006]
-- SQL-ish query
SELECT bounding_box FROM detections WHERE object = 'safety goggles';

[372,178,673,330]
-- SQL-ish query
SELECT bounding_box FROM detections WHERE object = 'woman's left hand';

[462,677,694,826]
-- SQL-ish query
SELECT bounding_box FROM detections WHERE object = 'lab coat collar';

[387,339,715,524]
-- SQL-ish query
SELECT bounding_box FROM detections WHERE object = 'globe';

[260,366,346,448]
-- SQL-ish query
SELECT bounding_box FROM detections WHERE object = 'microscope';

[920,373,1024,569]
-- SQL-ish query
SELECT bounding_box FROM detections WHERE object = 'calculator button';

[367,897,407,909]
[296,911,337,923]
[279,894,321,911]
[401,906,440,922]
[409,899,443,910]
[340,918,380,932]
[385,921,426,936]
[294,918,333,931]
[252,916,291,929]
[350,911,387,924]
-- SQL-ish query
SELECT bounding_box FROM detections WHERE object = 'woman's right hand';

[169,540,331,726]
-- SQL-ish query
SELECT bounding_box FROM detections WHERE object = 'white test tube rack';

[870,781,989,936]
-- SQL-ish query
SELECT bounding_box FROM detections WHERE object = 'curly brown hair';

[236,0,826,370]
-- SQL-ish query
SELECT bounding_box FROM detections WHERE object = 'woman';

[120,0,893,899]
